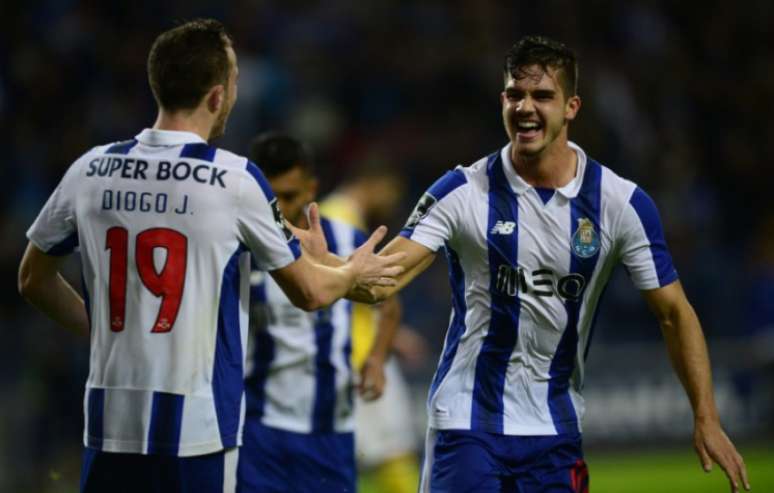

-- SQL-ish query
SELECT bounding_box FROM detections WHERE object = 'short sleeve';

[399,168,468,252]
[617,187,678,290]
[26,163,81,256]
[238,161,301,271]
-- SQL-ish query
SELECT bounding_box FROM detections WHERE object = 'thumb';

[307,202,322,233]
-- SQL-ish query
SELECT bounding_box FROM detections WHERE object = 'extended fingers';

[713,449,742,492]
[363,225,388,251]
[695,442,713,472]
[307,202,322,233]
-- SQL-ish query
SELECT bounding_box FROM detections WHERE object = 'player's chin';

[513,140,544,157]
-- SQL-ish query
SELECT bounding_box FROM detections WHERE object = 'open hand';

[694,420,750,492]
[348,225,406,290]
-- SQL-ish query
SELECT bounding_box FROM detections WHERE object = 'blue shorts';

[237,421,355,493]
[80,447,238,493]
[421,429,589,493]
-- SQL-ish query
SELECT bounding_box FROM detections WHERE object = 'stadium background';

[1,1,772,491]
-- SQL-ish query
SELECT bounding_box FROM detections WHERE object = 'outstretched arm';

[642,281,749,493]
[286,203,437,303]
[270,225,406,311]
[18,242,89,337]
[348,235,436,303]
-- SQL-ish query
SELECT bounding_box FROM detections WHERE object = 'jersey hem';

[259,415,355,434]
[85,436,228,457]
[428,416,575,436]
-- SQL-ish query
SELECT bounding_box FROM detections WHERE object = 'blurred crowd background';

[1,1,772,491]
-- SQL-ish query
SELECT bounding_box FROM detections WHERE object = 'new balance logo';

[490,221,516,235]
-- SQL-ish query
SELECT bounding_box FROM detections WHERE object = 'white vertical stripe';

[222,447,239,493]
[419,427,438,493]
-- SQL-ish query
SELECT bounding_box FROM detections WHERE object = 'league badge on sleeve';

[404,192,438,230]
[571,217,600,258]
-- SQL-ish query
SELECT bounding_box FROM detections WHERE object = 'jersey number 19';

[105,227,188,333]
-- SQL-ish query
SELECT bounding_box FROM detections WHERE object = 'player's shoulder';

[592,157,640,207]
[424,152,490,202]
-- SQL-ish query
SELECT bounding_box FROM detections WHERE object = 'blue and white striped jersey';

[401,142,678,436]
[26,129,301,456]
[245,217,365,434]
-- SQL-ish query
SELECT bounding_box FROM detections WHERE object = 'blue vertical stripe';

[80,275,92,332]
[342,302,354,409]
[628,187,678,286]
[428,243,467,403]
[180,142,217,162]
[86,388,104,449]
[471,152,521,433]
[312,219,339,432]
[105,139,138,155]
[213,244,247,448]
[548,160,602,434]
[244,324,274,420]
[147,392,185,455]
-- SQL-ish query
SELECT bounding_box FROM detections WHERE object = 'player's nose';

[516,96,535,113]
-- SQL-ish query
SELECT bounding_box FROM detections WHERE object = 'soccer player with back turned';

[17,19,403,493]
[297,36,751,493]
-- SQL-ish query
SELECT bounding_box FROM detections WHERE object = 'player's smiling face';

[501,65,580,159]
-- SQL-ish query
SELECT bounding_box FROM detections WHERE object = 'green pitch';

[582,446,773,493]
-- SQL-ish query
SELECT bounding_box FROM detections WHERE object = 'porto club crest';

[571,217,600,258]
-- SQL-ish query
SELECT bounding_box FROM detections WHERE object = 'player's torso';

[75,139,247,395]
[430,145,632,434]
[245,217,358,433]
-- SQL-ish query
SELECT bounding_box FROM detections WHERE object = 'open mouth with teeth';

[515,120,542,140]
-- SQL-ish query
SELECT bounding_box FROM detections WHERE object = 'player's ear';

[206,84,225,114]
[565,94,581,122]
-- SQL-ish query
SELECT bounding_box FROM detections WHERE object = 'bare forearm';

[660,303,718,421]
[347,252,435,303]
[21,274,89,337]
[367,296,402,362]
[307,261,357,308]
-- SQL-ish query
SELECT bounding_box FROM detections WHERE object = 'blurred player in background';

[296,36,751,493]
[320,164,423,492]
[17,19,402,493]
[237,132,401,492]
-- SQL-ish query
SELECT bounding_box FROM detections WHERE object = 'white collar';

[135,128,207,146]
[500,141,588,199]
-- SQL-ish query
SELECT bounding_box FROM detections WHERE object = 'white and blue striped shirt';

[401,142,677,436]
[245,217,365,434]
[26,129,301,456]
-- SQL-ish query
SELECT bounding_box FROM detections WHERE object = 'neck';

[153,108,213,142]
[510,132,577,189]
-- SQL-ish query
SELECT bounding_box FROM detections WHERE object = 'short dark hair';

[249,132,314,178]
[147,19,232,112]
[504,35,578,97]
